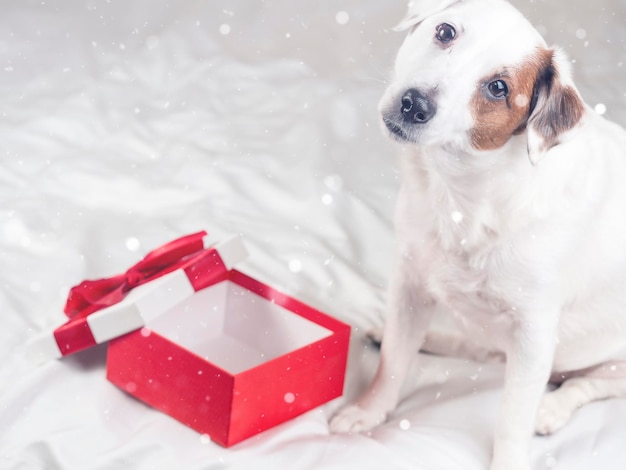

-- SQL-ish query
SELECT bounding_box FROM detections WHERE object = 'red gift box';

[28,231,350,447]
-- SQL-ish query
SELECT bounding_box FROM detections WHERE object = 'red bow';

[64,231,208,319]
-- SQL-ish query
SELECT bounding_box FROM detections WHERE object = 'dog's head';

[380,0,586,164]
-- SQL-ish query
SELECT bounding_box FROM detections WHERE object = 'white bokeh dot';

[289,259,302,273]
[594,103,607,115]
[324,174,344,191]
[219,24,231,35]
[514,94,529,107]
[336,11,350,25]
[125,236,140,251]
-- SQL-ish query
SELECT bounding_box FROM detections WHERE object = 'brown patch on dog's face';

[470,49,552,151]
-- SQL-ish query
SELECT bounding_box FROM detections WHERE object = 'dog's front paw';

[535,392,573,435]
[329,404,387,434]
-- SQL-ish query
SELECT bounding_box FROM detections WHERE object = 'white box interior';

[147,281,333,374]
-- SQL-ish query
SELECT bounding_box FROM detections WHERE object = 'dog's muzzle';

[383,88,437,142]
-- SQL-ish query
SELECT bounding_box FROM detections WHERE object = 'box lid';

[27,231,248,364]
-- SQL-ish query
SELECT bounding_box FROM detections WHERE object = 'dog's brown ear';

[526,48,586,165]
[394,0,465,31]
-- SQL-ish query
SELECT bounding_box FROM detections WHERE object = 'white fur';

[330,1,626,469]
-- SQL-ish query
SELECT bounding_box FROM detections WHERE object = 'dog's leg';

[330,266,434,433]
[490,317,557,470]
[535,375,626,435]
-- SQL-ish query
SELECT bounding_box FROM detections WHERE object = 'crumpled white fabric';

[1,0,625,469]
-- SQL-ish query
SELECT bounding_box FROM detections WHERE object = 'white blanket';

[2,1,626,468]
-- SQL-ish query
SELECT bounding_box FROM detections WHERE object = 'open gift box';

[28,231,351,447]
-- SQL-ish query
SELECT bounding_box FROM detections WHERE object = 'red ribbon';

[64,231,208,319]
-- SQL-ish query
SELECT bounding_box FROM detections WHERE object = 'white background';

[1,1,625,469]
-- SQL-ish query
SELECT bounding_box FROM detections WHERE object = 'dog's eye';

[435,23,456,43]
[487,80,509,99]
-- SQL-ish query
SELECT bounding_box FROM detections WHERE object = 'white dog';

[330,1,626,469]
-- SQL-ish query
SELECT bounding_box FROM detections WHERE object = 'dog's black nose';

[400,89,436,124]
